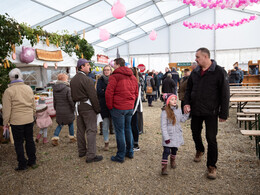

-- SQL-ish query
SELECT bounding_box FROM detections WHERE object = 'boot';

[207,166,217,179]
[69,135,77,143]
[194,151,204,162]
[104,142,109,151]
[161,163,168,175]
[35,133,41,143]
[51,137,59,146]
[99,122,103,135]
[43,137,49,144]
[170,155,176,169]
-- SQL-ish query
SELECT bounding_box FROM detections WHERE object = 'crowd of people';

[1,47,230,180]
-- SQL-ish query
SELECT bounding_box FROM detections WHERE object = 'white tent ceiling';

[1,0,260,52]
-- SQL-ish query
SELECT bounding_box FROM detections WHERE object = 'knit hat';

[162,93,177,106]
[77,58,91,68]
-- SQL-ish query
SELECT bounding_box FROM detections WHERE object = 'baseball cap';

[77,58,91,68]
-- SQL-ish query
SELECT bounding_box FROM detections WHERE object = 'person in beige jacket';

[2,68,36,171]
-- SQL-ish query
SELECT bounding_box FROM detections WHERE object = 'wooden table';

[230,91,260,97]
[230,97,260,112]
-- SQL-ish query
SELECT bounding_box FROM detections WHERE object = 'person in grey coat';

[51,73,76,146]
[160,93,189,175]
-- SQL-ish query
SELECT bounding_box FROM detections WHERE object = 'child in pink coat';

[35,99,52,144]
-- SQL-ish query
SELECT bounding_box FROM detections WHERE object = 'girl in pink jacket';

[35,101,52,144]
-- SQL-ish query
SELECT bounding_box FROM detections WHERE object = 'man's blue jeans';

[54,122,74,137]
[110,108,134,161]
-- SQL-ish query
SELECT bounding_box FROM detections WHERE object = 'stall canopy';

[8,39,77,87]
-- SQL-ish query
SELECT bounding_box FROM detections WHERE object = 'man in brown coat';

[70,59,103,163]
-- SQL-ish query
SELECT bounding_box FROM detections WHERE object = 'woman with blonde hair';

[97,65,114,151]
[51,73,76,146]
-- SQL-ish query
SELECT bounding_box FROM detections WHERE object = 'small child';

[160,93,189,175]
[35,98,52,144]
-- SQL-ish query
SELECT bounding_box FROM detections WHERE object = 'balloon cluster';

[183,15,257,30]
[183,0,260,9]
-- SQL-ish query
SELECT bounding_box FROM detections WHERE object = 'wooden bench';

[240,130,260,159]
[231,105,260,108]
[237,117,257,129]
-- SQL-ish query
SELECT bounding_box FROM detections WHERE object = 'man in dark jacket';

[70,59,103,163]
[184,48,229,180]
[162,73,176,95]
[106,58,138,163]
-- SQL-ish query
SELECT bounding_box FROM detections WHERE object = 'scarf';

[101,75,109,85]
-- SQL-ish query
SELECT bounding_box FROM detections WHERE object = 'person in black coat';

[52,73,75,146]
[184,47,229,180]
[97,65,113,151]
[228,69,240,86]
[162,73,176,95]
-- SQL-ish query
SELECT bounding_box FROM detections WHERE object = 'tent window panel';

[22,71,37,86]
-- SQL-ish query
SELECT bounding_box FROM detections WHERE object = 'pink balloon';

[109,60,114,67]
[20,46,35,64]
[111,0,126,19]
[99,29,110,41]
[149,30,157,41]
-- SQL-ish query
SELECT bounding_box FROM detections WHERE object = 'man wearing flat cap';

[70,59,103,163]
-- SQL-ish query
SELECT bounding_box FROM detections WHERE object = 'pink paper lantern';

[111,0,126,19]
[20,46,35,64]
[99,29,110,41]
[149,30,157,41]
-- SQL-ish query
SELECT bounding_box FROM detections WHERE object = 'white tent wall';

[129,28,169,55]
[170,9,215,53]
[103,9,260,72]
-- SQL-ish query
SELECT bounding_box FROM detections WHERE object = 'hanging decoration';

[20,46,35,64]
[99,28,110,41]
[183,0,260,9]
[43,62,48,69]
[12,44,16,60]
[55,63,58,69]
[46,37,50,46]
[183,15,257,30]
[149,30,157,40]
[111,0,126,19]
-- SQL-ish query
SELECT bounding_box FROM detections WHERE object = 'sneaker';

[207,166,217,179]
[86,155,103,163]
[111,156,124,163]
[194,151,204,162]
[133,146,140,152]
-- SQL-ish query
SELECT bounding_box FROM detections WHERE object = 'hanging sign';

[97,54,109,64]
[177,62,191,67]
[137,64,146,73]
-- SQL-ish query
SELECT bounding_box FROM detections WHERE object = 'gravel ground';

[0,100,259,195]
